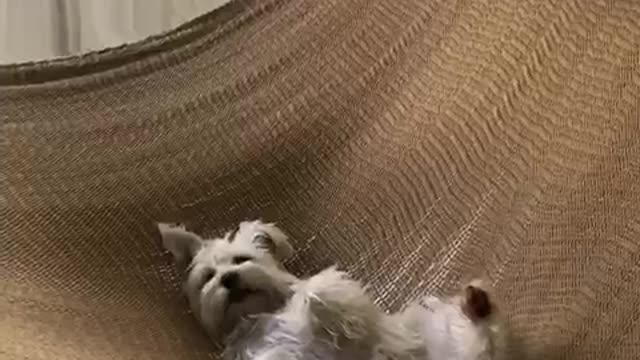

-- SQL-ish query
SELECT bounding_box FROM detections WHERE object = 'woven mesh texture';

[1,0,639,359]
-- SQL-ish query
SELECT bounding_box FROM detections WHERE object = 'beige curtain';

[0,0,229,64]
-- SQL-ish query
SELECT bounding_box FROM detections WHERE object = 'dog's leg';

[283,266,381,342]
[400,280,506,360]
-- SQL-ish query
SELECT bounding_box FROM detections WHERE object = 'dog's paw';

[298,267,370,311]
[461,281,493,322]
[292,266,378,340]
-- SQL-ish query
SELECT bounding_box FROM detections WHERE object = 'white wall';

[0,0,230,64]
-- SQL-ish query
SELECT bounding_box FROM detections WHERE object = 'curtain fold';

[0,0,229,64]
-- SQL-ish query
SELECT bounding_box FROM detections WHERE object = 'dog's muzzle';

[222,272,258,304]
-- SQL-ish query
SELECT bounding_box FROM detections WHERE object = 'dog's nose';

[221,272,239,289]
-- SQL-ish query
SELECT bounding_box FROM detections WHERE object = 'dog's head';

[159,220,297,337]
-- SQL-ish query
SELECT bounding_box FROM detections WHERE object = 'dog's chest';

[224,315,377,360]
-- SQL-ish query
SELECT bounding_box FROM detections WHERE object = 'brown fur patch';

[463,285,492,321]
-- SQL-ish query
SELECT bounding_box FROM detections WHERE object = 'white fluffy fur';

[159,220,507,360]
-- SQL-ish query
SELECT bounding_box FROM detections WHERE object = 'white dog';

[159,220,507,360]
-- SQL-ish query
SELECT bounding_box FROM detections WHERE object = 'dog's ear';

[158,223,203,266]
[252,223,293,261]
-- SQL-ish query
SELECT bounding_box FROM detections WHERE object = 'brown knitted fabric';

[2,1,639,359]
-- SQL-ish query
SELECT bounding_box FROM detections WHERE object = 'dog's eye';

[232,256,253,265]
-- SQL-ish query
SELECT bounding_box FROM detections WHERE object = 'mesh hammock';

[2,0,639,359]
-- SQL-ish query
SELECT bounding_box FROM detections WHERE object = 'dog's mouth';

[227,287,260,304]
